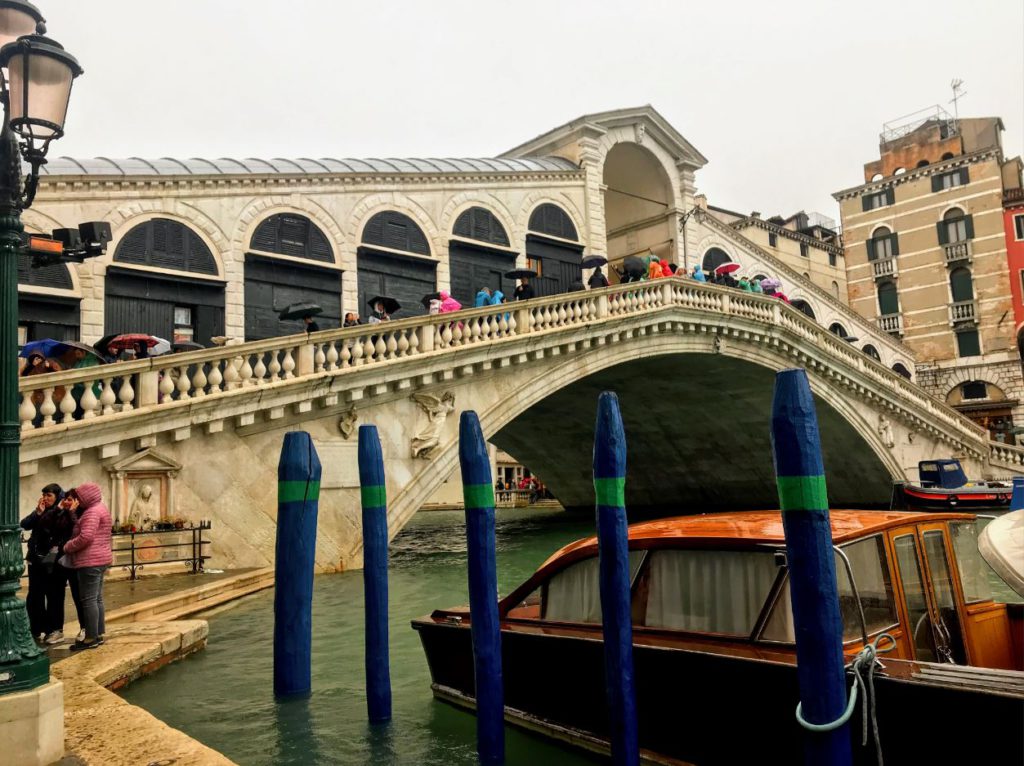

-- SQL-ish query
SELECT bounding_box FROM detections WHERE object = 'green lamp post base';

[0,526,48,694]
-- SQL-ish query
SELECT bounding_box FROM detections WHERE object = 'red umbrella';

[106,333,161,352]
[773,292,791,304]
[714,262,740,275]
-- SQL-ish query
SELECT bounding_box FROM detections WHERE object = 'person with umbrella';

[582,255,609,289]
[278,302,323,334]
[367,296,400,324]
[506,268,537,300]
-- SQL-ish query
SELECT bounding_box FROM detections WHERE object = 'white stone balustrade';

[944,240,972,264]
[872,257,897,279]
[877,313,903,335]
[949,300,977,324]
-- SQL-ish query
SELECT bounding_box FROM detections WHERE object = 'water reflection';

[274,696,320,765]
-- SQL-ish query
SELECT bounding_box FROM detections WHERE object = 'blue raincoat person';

[474,287,492,308]
[490,290,510,323]
[691,265,707,282]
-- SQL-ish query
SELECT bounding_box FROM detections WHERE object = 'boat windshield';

[762,535,898,643]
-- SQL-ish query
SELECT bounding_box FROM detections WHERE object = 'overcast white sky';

[41,0,1024,220]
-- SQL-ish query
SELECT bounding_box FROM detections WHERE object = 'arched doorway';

[790,299,815,320]
[525,204,583,296]
[448,207,516,307]
[828,322,848,338]
[702,247,732,273]
[245,213,342,340]
[602,142,675,280]
[358,211,436,318]
[106,218,225,345]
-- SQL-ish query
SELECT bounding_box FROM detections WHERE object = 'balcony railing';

[878,313,904,335]
[872,257,897,279]
[944,240,972,264]
[1004,187,1024,204]
[950,300,977,325]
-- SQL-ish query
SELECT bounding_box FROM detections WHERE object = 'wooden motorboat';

[892,459,1011,511]
[413,510,1024,765]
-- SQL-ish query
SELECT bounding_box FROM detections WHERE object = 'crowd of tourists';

[21,480,112,651]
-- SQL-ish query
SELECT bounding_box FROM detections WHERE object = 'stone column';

[0,680,64,766]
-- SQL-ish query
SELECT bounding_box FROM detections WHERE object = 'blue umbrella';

[19,339,67,358]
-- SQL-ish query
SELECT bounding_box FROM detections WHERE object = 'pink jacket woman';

[63,483,112,568]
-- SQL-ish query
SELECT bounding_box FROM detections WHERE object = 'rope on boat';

[795,632,896,764]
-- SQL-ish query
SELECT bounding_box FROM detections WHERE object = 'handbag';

[39,549,58,570]
[57,553,73,569]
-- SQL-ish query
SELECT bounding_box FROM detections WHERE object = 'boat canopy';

[918,459,969,489]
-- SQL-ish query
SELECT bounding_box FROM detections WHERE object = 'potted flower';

[172,517,187,530]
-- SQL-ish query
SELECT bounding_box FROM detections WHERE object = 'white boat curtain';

[543,552,646,623]
[644,549,778,635]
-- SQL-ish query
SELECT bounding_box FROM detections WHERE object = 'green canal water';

[120,507,607,765]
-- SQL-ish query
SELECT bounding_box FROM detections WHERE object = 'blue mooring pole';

[358,424,392,723]
[273,431,322,698]
[1011,476,1024,511]
[458,411,505,764]
[593,392,640,766]
[770,369,852,766]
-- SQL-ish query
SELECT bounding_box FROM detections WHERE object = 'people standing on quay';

[62,483,113,651]
[20,483,64,644]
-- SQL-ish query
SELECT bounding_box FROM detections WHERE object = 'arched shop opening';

[245,213,341,340]
[525,203,582,297]
[448,207,516,307]
[18,250,79,343]
[358,211,436,319]
[602,142,675,280]
[106,218,224,345]
[702,247,732,273]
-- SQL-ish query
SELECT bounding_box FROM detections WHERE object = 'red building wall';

[1004,196,1024,333]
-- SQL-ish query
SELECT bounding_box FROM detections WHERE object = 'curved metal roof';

[39,155,579,177]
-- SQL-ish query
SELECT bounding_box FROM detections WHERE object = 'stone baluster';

[192,364,208,397]
[396,330,410,356]
[223,357,240,390]
[281,348,297,379]
[407,327,420,355]
[100,378,117,416]
[265,351,280,382]
[451,322,463,346]
[340,340,353,367]
[314,343,327,372]
[252,353,267,383]
[325,342,339,370]
[176,366,192,401]
[385,333,398,358]
[39,388,56,427]
[119,375,135,412]
[348,337,362,365]
[362,336,375,363]
[207,361,223,394]
[19,390,36,430]
[374,335,387,359]
[439,323,452,348]
[80,382,99,420]
[59,387,77,424]
[557,303,568,325]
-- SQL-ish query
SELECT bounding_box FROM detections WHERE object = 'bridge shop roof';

[39,155,580,177]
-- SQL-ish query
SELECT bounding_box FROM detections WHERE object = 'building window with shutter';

[863,189,893,211]
[877,280,899,316]
[867,226,896,261]
[961,381,988,400]
[799,242,809,257]
[931,167,970,193]
[829,252,837,267]
[941,208,970,243]
[1014,213,1024,241]
[956,329,981,357]
[768,232,778,247]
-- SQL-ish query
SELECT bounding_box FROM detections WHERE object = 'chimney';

[750,211,761,219]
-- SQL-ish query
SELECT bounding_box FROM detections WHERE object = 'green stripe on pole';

[776,474,828,512]
[278,480,321,503]
[361,484,386,509]
[463,482,494,510]
[594,477,626,507]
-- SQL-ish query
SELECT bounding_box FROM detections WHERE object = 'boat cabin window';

[950,521,994,603]
[762,536,897,643]
[643,549,778,636]
[540,552,645,623]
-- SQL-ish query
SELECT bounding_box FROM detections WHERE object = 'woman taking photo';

[20,483,63,644]
[61,483,112,651]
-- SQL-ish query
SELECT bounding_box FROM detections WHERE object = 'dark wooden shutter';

[114,219,217,275]
[865,239,875,261]
[18,251,73,290]
[960,167,970,185]
[885,188,895,206]
[931,175,943,193]
[862,195,872,212]
[453,207,510,248]
[250,214,334,264]
[362,211,430,255]
[964,214,975,239]
[937,222,949,245]
[890,233,900,256]
[528,204,578,241]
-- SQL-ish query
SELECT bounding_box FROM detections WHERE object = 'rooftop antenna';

[950,78,967,123]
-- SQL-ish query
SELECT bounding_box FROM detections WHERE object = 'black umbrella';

[622,255,646,278]
[278,301,324,321]
[367,295,401,315]
[581,255,608,269]
[420,291,442,308]
[93,333,119,357]
[505,268,538,280]
[172,341,205,352]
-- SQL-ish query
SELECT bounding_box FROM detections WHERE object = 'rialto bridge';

[17,280,1024,571]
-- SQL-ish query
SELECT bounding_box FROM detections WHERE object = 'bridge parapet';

[18,278,991,465]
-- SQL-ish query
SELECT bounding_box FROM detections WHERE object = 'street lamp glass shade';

[0,1,42,49]
[0,34,82,144]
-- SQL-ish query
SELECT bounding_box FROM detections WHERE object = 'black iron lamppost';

[678,205,704,274]
[0,0,82,695]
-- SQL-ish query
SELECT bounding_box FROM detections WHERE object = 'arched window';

[870,173,883,182]
[863,344,881,361]
[114,218,218,275]
[754,274,769,282]
[18,251,73,290]
[941,208,970,244]
[829,323,847,337]
[877,281,899,316]
[915,159,930,168]
[791,299,815,320]
[892,363,912,379]
[453,207,509,247]
[361,211,430,255]
[802,272,810,280]
[950,267,974,302]
[528,204,578,241]
[831,281,840,299]
[894,167,906,176]
[941,152,955,161]
[868,226,895,261]
[702,247,731,273]
[250,213,333,262]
